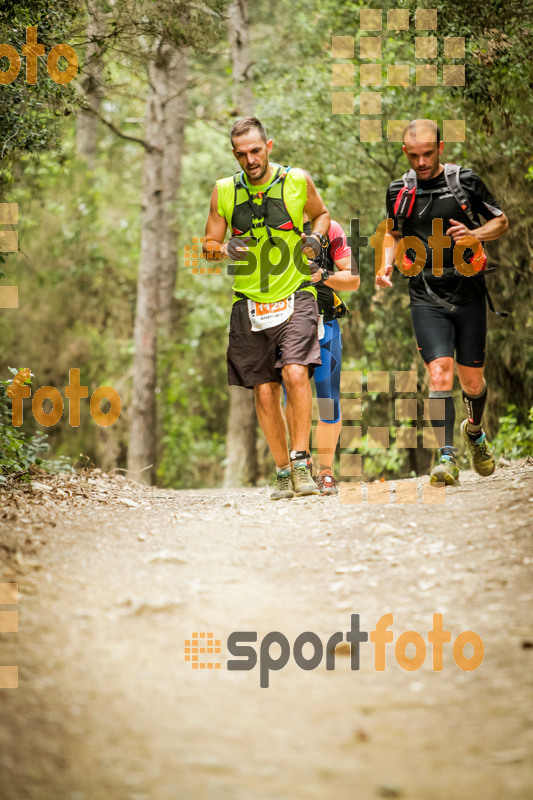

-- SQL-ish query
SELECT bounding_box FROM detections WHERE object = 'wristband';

[311,231,328,249]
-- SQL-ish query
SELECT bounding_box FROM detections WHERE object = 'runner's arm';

[312,256,360,291]
[446,213,509,243]
[375,231,401,288]
[204,186,230,259]
[302,173,330,238]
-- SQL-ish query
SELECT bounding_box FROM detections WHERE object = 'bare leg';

[426,356,454,390]
[456,364,485,396]
[316,419,342,468]
[254,382,289,468]
[281,363,312,453]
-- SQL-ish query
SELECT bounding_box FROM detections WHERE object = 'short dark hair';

[230,117,268,146]
[402,119,441,146]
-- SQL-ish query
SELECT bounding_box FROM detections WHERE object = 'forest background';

[0,0,532,489]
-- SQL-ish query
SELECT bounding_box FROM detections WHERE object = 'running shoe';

[316,469,339,496]
[291,462,319,496]
[270,468,295,500]
[430,454,460,486]
[460,420,496,477]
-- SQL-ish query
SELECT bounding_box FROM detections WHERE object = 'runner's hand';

[300,233,321,260]
[446,218,478,243]
[375,264,393,288]
[226,236,254,260]
[310,264,327,282]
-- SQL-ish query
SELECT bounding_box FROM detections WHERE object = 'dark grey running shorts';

[227,291,321,389]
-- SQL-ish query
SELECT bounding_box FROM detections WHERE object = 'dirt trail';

[0,462,532,800]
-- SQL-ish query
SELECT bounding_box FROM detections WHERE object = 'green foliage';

[38,454,76,474]
[491,405,533,460]
[413,0,533,134]
[157,263,230,488]
[357,434,406,480]
[0,369,49,483]
[138,0,229,49]
[0,141,138,469]
[0,1,78,171]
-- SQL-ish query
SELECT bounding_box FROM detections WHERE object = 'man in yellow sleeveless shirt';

[204,117,330,499]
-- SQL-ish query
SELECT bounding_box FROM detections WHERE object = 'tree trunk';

[227,0,254,116]
[76,0,106,165]
[157,46,187,332]
[224,386,258,486]
[128,39,187,483]
[224,0,258,487]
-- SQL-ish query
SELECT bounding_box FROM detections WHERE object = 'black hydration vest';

[231,166,303,244]
[393,164,507,316]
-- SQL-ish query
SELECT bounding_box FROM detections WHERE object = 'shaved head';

[402,119,444,180]
[402,119,441,145]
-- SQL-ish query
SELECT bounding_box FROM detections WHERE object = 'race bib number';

[247,295,294,331]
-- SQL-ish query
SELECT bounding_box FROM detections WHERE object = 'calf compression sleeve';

[428,390,455,452]
[462,383,487,435]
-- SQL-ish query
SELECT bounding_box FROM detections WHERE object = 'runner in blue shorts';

[305,219,360,494]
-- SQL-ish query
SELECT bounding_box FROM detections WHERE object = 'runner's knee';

[254,382,279,407]
[459,375,485,396]
[282,363,309,390]
[427,358,454,390]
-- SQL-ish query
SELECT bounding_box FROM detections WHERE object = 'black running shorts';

[227,291,321,388]
[410,294,487,368]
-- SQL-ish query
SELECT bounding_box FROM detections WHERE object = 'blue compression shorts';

[314,318,342,423]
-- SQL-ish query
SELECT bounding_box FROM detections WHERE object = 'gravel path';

[0,462,532,799]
